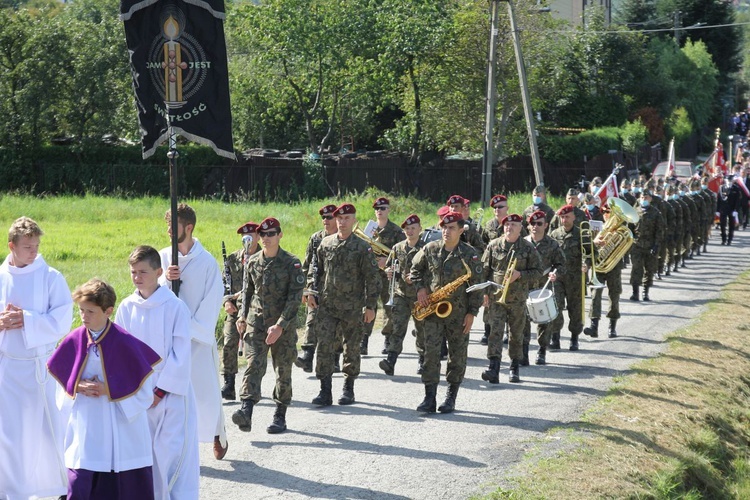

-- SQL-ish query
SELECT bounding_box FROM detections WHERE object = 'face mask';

[621,188,629,194]
[640,200,650,208]
[633,187,642,194]
[702,185,708,190]
[533,196,543,205]
[586,204,595,211]
[671,194,678,200]
[678,190,685,196]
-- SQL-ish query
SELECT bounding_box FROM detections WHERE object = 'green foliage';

[539,127,621,164]
[621,118,647,155]
[666,107,693,147]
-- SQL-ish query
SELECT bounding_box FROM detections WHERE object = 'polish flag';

[594,173,619,204]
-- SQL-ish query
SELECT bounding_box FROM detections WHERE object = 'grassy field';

[482,269,750,499]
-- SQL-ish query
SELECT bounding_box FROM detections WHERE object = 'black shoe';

[535,347,546,365]
[583,318,599,338]
[608,319,618,338]
[656,272,662,280]
[521,342,530,366]
[312,376,333,406]
[338,377,356,405]
[549,332,561,350]
[438,383,459,413]
[381,337,390,355]
[503,331,509,345]
[231,399,254,432]
[480,333,489,346]
[440,338,448,361]
[294,346,315,373]
[379,352,398,376]
[642,286,650,302]
[509,360,520,383]
[360,335,369,356]
[333,353,341,373]
[481,359,501,384]
[221,373,236,401]
[629,285,639,301]
[665,268,671,277]
[266,404,287,434]
[417,384,437,413]
[569,333,579,351]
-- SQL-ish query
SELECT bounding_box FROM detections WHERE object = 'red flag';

[595,173,619,204]
[665,138,675,180]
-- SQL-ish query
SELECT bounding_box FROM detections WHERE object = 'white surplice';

[0,254,73,500]
[159,238,225,443]
[115,285,199,500]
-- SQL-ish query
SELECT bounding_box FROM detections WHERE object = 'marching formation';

[1,162,748,499]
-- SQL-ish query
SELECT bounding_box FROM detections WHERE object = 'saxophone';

[412,259,473,321]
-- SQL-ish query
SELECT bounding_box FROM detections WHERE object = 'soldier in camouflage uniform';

[549,188,587,231]
[664,184,684,275]
[619,178,637,207]
[677,182,695,267]
[481,213,542,383]
[479,194,509,346]
[700,176,717,251]
[652,184,675,279]
[296,204,338,373]
[309,203,381,407]
[232,218,304,434]
[522,186,556,233]
[448,195,486,251]
[410,211,483,414]
[525,210,565,364]
[361,197,406,356]
[221,222,260,401]
[686,179,706,257]
[378,214,426,376]
[548,205,585,351]
[629,189,666,301]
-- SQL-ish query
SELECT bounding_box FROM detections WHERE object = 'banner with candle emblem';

[120,0,235,159]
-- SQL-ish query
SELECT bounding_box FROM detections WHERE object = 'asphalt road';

[199,229,749,499]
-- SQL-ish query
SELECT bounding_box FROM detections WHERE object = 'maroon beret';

[259,217,281,232]
[373,197,390,208]
[490,194,507,208]
[501,214,523,225]
[436,205,451,218]
[237,222,259,235]
[439,211,463,227]
[333,203,356,216]
[557,204,575,216]
[527,210,546,224]
[401,214,421,228]
[446,194,467,206]
[319,204,337,216]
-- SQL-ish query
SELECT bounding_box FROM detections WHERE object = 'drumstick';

[539,268,556,295]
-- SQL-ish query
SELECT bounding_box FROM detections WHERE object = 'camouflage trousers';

[386,295,424,356]
[691,224,703,250]
[666,237,681,269]
[549,276,583,336]
[630,246,657,287]
[363,280,393,337]
[221,315,240,375]
[239,324,297,406]
[487,300,526,361]
[681,232,692,260]
[300,305,317,349]
[588,269,622,320]
[421,311,470,386]
[316,305,364,379]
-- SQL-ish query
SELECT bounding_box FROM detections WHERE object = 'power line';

[534,20,750,35]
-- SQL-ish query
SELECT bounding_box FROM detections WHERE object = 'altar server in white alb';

[48,278,161,499]
[115,245,200,500]
[159,203,228,460]
[0,216,73,499]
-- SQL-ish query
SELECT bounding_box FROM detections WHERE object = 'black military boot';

[481,359,501,384]
[642,286,650,302]
[549,331,561,350]
[417,383,437,413]
[231,399,254,432]
[221,373,236,401]
[294,346,315,373]
[416,354,424,375]
[438,383,460,413]
[630,285,640,301]
[379,352,398,376]
[535,347,546,365]
[665,263,671,277]
[503,328,509,345]
[608,319,618,338]
[583,318,599,338]
[333,353,341,373]
[521,341,530,366]
[312,376,333,407]
[569,333,580,351]
[673,259,679,272]
[480,323,490,346]
[338,377,356,405]
[440,338,448,360]
[381,336,390,355]
[359,335,369,356]
[266,404,287,434]
[509,360,520,383]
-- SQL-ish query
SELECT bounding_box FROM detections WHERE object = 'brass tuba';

[353,223,392,257]
[412,259,472,321]
[593,197,640,273]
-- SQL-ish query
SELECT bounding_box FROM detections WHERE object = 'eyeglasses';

[321,215,333,220]
[530,221,545,227]
[374,207,388,211]
[259,231,279,237]
[493,205,507,210]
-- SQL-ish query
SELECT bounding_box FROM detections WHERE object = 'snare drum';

[526,288,558,324]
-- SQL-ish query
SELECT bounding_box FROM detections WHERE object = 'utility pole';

[481,0,501,208]
[674,10,682,46]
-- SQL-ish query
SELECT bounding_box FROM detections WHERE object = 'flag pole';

[167,123,181,296]
[593,163,621,200]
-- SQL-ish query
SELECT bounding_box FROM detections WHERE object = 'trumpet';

[353,223,391,257]
[385,253,399,307]
[496,249,517,304]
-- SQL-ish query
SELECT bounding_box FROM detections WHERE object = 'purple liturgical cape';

[48,321,161,402]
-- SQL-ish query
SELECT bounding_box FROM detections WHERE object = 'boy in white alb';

[115,246,200,500]
[48,278,161,499]
[160,203,227,459]
[0,216,73,499]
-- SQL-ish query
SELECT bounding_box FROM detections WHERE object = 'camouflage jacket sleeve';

[238,253,256,322]
[276,250,305,330]
[223,249,244,307]
[375,220,406,250]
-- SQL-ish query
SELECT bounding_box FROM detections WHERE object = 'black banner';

[121,0,235,159]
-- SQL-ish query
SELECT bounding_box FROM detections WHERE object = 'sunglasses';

[374,206,388,211]
[259,230,279,237]
[321,215,333,220]
[530,221,545,227]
